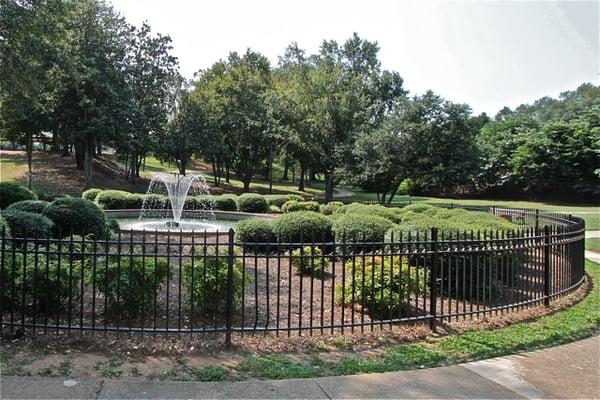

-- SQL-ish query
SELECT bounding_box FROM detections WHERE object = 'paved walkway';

[1,335,598,399]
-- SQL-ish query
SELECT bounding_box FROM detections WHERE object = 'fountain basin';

[105,209,274,236]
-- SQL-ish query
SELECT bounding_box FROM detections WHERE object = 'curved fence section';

[0,207,585,345]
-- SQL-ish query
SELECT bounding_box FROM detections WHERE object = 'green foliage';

[269,205,281,213]
[237,193,269,213]
[0,183,37,209]
[331,213,395,245]
[290,246,326,276]
[182,250,246,314]
[334,203,404,224]
[213,194,238,211]
[281,200,319,213]
[1,209,54,239]
[95,190,145,210]
[271,211,333,242]
[0,214,10,236]
[82,188,103,202]
[0,251,82,313]
[94,257,171,317]
[397,178,414,195]
[6,200,49,214]
[320,201,346,216]
[335,256,427,319]
[43,197,107,238]
[234,219,275,249]
[264,194,303,208]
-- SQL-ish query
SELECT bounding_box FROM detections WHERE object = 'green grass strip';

[235,260,600,380]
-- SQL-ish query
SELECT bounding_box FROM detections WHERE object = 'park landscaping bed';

[1,260,596,381]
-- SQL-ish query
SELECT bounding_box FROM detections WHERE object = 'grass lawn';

[586,238,600,252]
[0,154,29,182]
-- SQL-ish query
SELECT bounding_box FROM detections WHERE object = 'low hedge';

[214,194,238,211]
[237,193,269,213]
[319,201,345,216]
[0,214,10,236]
[43,197,107,238]
[1,209,54,239]
[95,190,145,209]
[282,200,320,213]
[271,211,333,243]
[82,188,103,202]
[234,219,275,250]
[264,194,303,208]
[331,213,396,243]
[334,203,404,224]
[6,200,50,214]
[0,182,37,209]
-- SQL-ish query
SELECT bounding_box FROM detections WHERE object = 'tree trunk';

[225,163,230,183]
[324,172,334,202]
[74,141,85,170]
[84,135,94,188]
[298,162,306,192]
[282,157,290,181]
[309,169,317,182]
[96,138,102,156]
[268,146,273,194]
[212,161,219,186]
[26,134,33,189]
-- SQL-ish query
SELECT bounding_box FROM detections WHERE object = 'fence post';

[544,225,551,306]
[225,229,235,348]
[429,227,439,331]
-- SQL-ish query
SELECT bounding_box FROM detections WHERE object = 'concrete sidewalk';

[1,335,598,399]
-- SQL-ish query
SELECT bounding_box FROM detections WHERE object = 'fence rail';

[0,207,585,346]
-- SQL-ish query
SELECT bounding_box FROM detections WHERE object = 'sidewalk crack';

[312,379,332,400]
[94,379,105,400]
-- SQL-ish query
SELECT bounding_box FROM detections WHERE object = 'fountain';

[118,173,227,232]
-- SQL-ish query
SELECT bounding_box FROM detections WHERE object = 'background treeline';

[1,0,598,203]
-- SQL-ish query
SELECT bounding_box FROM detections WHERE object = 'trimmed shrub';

[214,194,238,211]
[234,219,275,250]
[1,209,54,238]
[237,193,269,213]
[335,256,427,318]
[271,211,333,243]
[43,197,107,238]
[95,190,145,209]
[82,188,103,202]
[182,250,246,314]
[290,246,327,276]
[264,194,304,208]
[95,256,171,317]
[1,251,82,313]
[0,182,37,209]
[269,205,281,213]
[401,203,435,214]
[334,203,403,224]
[319,201,345,216]
[282,200,319,213]
[331,213,396,243]
[185,195,214,210]
[6,200,49,214]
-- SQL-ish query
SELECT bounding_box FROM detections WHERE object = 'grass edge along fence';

[0,206,585,348]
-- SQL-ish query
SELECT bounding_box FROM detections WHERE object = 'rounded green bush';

[234,219,275,248]
[0,182,37,209]
[185,195,214,210]
[331,213,395,243]
[43,197,107,238]
[290,246,327,276]
[237,193,269,213]
[402,203,435,214]
[94,257,171,317]
[95,190,129,209]
[264,194,304,208]
[82,188,103,202]
[334,203,403,224]
[183,250,246,314]
[6,200,50,214]
[282,200,319,213]
[271,211,333,243]
[335,256,427,318]
[1,209,54,238]
[214,194,238,211]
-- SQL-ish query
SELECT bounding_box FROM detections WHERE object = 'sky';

[110,0,599,116]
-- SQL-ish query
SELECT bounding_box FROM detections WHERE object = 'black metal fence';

[0,207,585,346]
